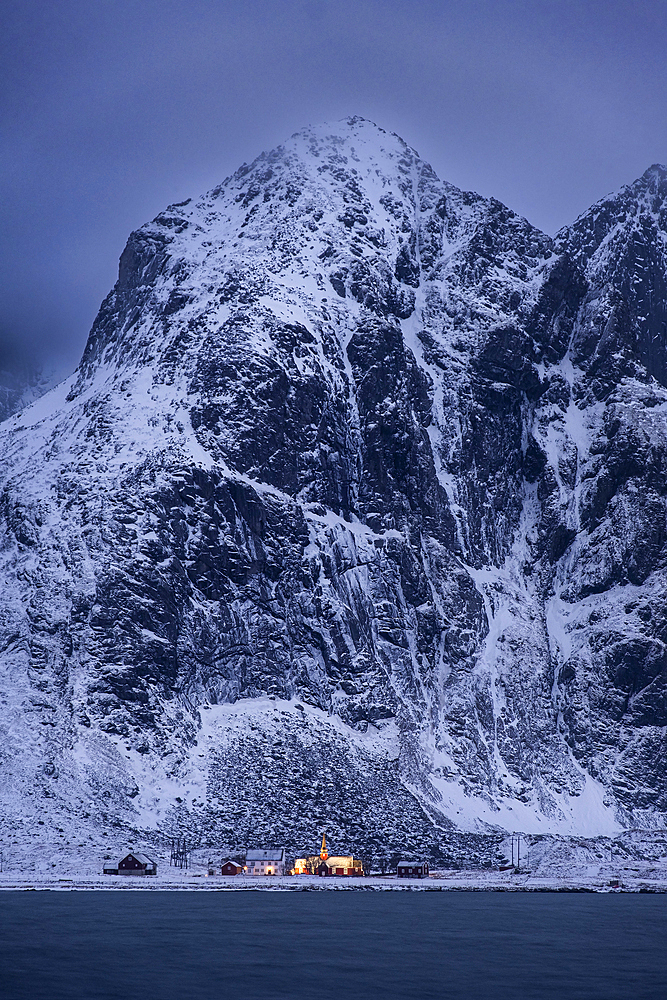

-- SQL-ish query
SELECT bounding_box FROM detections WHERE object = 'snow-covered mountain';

[2,117,667,863]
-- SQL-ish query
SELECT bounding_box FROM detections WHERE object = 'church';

[294,835,363,877]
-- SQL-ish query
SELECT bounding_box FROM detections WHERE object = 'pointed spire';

[320,832,328,860]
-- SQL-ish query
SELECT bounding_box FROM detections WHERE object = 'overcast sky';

[2,0,666,377]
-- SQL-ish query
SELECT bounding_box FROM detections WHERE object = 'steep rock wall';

[1,120,667,856]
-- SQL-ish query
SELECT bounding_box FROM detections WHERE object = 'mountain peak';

[291,114,415,149]
[283,115,422,176]
[642,162,667,181]
[637,162,667,203]
[556,160,667,268]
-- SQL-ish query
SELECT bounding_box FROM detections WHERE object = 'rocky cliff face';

[1,118,667,862]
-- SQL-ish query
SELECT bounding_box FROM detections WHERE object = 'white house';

[245,849,285,875]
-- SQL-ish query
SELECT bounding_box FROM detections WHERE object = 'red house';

[116,852,157,876]
[317,855,364,876]
[221,859,243,875]
[397,861,429,878]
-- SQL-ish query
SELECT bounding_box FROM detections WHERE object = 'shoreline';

[1,872,665,893]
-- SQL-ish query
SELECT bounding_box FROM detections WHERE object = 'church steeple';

[320,832,328,860]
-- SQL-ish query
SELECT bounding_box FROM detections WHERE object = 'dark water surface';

[1,889,666,1000]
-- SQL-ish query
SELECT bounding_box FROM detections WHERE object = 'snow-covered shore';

[2,826,667,893]
[1,868,666,893]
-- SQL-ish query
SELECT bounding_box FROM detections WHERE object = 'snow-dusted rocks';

[1,118,667,861]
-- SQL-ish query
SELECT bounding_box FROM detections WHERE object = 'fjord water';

[1,890,665,1000]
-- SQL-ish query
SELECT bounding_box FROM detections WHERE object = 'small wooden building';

[116,852,157,876]
[397,861,429,879]
[220,859,243,875]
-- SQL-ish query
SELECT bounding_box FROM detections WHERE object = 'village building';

[293,855,320,874]
[317,855,364,876]
[220,859,244,875]
[245,849,285,875]
[295,833,329,874]
[298,833,363,877]
[397,861,429,878]
[108,852,157,876]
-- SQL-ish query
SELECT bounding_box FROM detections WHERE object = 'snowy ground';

[1,869,666,892]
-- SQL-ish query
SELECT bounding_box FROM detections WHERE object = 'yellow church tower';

[320,833,328,860]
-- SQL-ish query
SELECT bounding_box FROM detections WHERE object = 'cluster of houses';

[103,837,430,879]
[221,836,367,877]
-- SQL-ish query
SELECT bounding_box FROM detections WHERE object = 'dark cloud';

[2,0,666,377]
